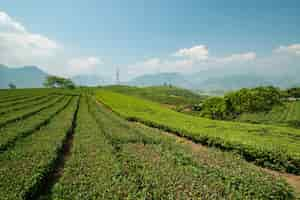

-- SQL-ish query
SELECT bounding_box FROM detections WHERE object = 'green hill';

[103,85,206,108]
[236,101,300,127]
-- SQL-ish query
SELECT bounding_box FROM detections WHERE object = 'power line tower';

[116,68,120,85]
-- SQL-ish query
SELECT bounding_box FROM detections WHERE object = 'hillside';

[0,88,296,199]
[127,72,193,88]
[0,65,48,89]
[96,90,300,175]
[236,101,300,127]
[103,85,206,108]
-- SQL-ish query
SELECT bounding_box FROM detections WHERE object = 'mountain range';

[0,65,111,89]
[0,65,48,89]
[128,71,300,90]
[1,65,299,90]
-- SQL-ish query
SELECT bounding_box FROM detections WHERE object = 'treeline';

[284,87,300,98]
[43,75,75,89]
[200,86,299,120]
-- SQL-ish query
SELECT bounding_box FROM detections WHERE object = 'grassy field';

[236,101,300,127]
[96,89,300,175]
[0,88,298,199]
[103,85,205,109]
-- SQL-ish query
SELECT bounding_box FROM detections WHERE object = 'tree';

[201,97,227,119]
[286,87,300,98]
[8,83,16,89]
[63,79,76,89]
[224,86,281,114]
[200,86,282,120]
[44,75,75,89]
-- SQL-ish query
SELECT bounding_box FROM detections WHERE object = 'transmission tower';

[116,68,120,85]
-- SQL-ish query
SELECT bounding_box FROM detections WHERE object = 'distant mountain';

[72,74,111,86]
[0,65,48,89]
[127,72,193,88]
[127,72,300,91]
[194,74,273,90]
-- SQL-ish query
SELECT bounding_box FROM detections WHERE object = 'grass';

[96,89,300,174]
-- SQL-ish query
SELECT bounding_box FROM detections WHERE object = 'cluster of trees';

[8,83,16,89]
[200,86,282,119]
[284,87,300,98]
[43,75,75,89]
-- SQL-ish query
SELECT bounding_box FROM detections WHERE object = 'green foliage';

[0,88,297,199]
[103,85,205,107]
[46,96,121,199]
[0,96,78,199]
[201,97,228,119]
[43,75,75,89]
[0,96,72,151]
[286,87,300,98]
[54,94,293,199]
[237,101,300,128]
[225,86,282,114]
[96,90,300,175]
[0,94,67,128]
[200,86,282,119]
[8,82,16,89]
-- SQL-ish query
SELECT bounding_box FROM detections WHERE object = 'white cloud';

[0,10,105,77]
[0,11,61,69]
[0,11,25,33]
[67,57,102,76]
[274,44,300,55]
[217,52,256,63]
[127,46,258,79]
[174,45,209,61]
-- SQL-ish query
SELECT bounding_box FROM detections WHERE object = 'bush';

[201,86,282,119]
[201,97,227,119]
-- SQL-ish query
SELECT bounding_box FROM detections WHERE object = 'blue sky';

[0,0,300,80]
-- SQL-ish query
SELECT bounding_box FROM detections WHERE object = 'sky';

[0,0,300,81]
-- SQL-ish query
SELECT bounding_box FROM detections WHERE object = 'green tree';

[8,83,16,89]
[224,86,281,114]
[201,97,227,119]
[286,87,300,98]
[43,75,75,89]
[201,86,282,120]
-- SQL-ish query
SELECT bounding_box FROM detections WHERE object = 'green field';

[0,88,299,199]
[96,90,300,175]
[236,101,300,127]
[103,85,205,109]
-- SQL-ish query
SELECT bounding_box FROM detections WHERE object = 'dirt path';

[133,122,300,195]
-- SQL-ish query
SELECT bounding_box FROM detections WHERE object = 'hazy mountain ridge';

[1,65,299,90]
[127,72,193,88]
[72,75,110,86]
[128,72,300,90]
[0,65,48,89]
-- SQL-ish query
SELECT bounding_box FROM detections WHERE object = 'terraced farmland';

[0,89,299,199]
[237,101,300,127]
[96,90,300,175]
